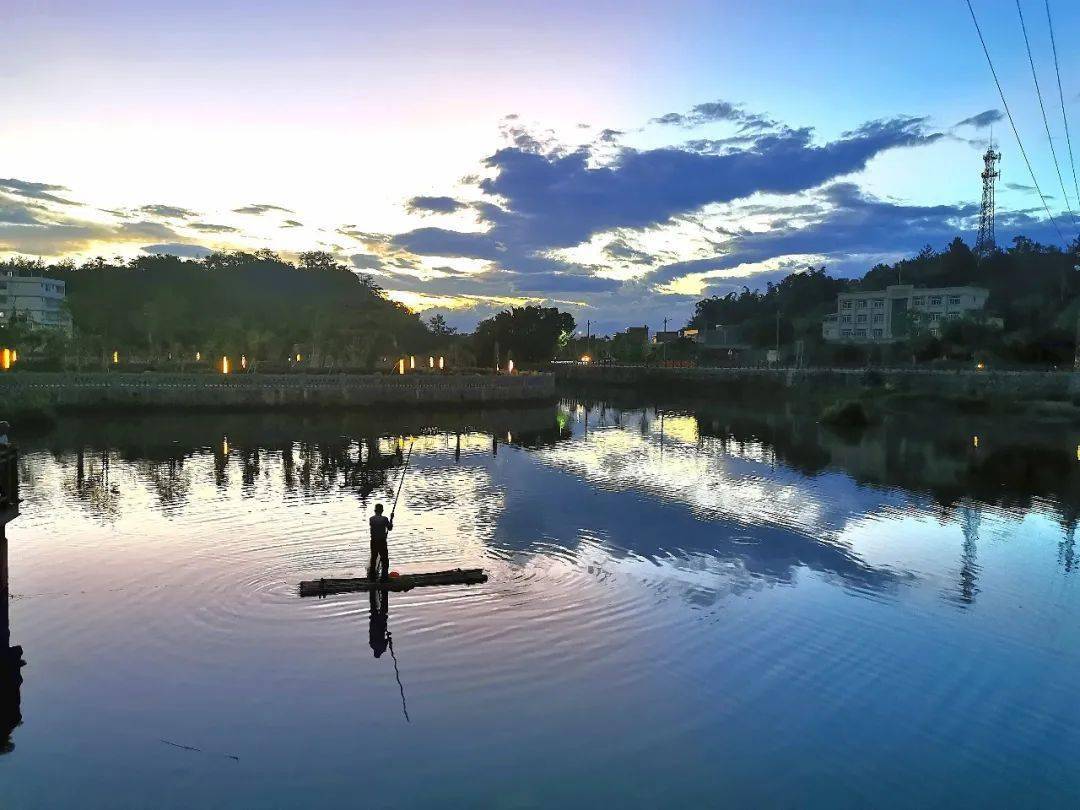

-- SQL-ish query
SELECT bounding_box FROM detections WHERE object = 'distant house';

[694,325,749,350]
[624,325,649,344]
[652,328,698,344]
[0,271,72,333]
[822,284,989,343]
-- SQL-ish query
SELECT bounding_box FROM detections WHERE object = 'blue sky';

[2,0,1079,332]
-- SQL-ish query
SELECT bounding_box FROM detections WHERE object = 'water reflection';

[6,399,1080,804]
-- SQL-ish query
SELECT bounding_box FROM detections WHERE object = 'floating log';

[299,568,487,597]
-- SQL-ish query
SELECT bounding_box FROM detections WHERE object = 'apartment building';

[0,271,72,332]
[822,284,989,343]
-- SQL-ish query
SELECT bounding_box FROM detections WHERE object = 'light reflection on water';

[2,401,1080,806]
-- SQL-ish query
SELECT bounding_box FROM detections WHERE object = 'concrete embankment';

[0,371,555,413]
[555,364,1080,402]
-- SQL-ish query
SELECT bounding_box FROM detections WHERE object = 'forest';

[687,236,1080,365]
[0,250,446,371]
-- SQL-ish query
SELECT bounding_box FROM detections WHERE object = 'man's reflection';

[368,588,389,658]
[368,588,410,721]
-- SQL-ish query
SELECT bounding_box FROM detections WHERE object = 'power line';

[964,0,1065,246]
[1015,0,1076,227]
[1044,0,1080,223]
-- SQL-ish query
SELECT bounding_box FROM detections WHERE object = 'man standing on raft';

[368,503,393,581]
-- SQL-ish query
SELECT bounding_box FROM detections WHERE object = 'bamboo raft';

[299,568,487,597]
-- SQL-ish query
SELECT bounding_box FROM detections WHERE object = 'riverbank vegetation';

[0,251,456,370]
[686,236,1080,367]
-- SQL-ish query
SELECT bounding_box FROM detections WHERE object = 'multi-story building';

[0,271,72,332]
[822,284,989,343]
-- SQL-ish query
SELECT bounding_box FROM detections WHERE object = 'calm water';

[3,399,1080,808]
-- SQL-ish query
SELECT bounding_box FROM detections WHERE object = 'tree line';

[0,250,449,371]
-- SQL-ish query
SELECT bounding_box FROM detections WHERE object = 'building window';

[872,313,884,323]
[912,296,924,305]
[948,295,961,305]
[929,296,942,306]
[841,329,852,337]
[841,300,852,310]
[856,314,867,323]
[872,329,884,338]
[857,300,867,308]
[872,299,884,308]
[855,329,867,337]
[841,315,852,324]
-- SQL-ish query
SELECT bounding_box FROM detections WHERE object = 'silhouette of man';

[368,503,393,581]
[369,589,388,658]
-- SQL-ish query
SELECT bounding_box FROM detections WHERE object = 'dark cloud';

[350,253,385,271]
[0,195,44,226]
[188,222,238,233]
[281,219,303,228]
[468,116,941,252]
[138,204,198,219]
[405,195,469,215]
[141,243,213,258]
[0,217,183,256]
[603,238,654,265]
[1005,182,1036,192]
[650,100,777,132]
[955,109,1004,129]
[0,178,80,206]
[232,203,293,215]
[598,128,624,144]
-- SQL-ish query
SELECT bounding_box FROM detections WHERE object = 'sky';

[3,0,1080,333]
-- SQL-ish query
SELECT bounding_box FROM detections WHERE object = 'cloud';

[188,222,239,233]
[141,243,213,258]
[281,219,303,228]
[603,238,654,265]
[0,195,45,226]
[0,215,187,256]
[232,203,293,215]
[459,115,941,253]
[0,178,80,206]
[955,109,1004,129]
[350,253,385,271]
[405,195,469,215]
[650,100,776,132]
[138,204,199,219]
[648,182,981,291]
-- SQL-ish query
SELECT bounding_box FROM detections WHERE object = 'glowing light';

[196,351,201,361]
[410,355,416,370]
[241,355,247,370]
[507,360,515,373]
[1,348,10,370]
[438,356,444,370]
[976,361,985,370]
[429,356,434,368]
[398,358,405,375]
[296,353,302,362]
[1076,444,1079,462]
[222,437,229,455]
[506,431,512,443]
[580,355,591,363]
[973,435,979,448]
[221,356,230,374]
[112,351,119,364]
[10,350,16,362]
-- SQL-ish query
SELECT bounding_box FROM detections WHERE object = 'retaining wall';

[554,364,1080,400]
[0,372,556,410]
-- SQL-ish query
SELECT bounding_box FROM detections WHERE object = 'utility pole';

[662,317,668,364]
[586,319,590,361]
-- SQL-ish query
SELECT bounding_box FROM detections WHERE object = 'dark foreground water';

[3,398,1080,808]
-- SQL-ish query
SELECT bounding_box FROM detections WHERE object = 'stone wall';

[0,372,556,410]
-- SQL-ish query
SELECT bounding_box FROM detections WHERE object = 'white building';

[0,271,72,332]
[822,284,989,343]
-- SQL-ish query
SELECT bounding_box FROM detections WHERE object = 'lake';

[3,398,1080,808]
